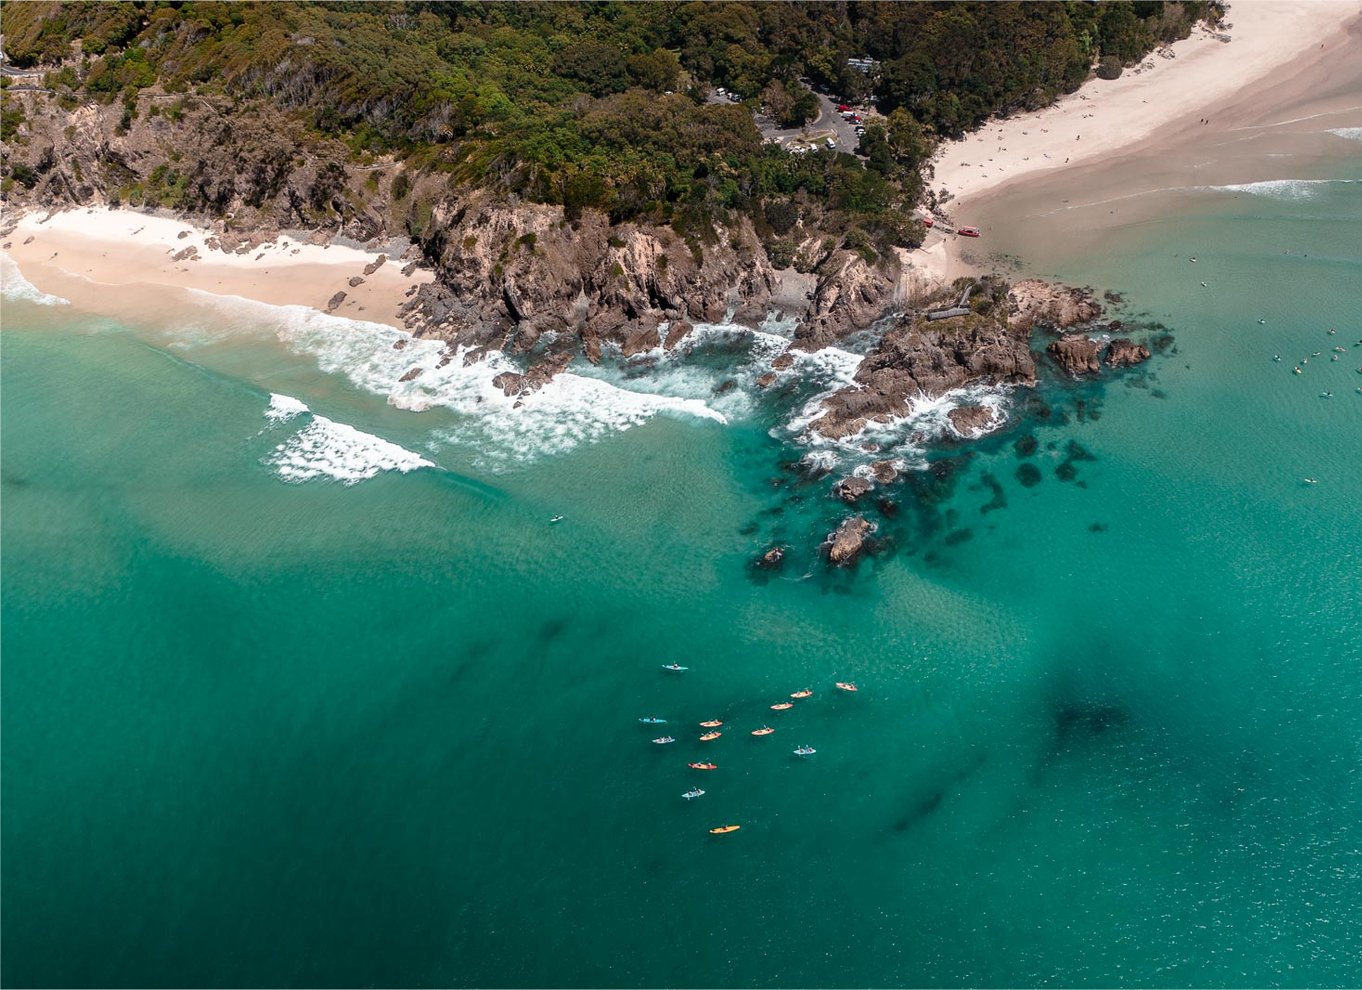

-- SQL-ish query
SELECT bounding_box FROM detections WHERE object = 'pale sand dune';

[2,207,431,329]
[931,1,1361,212]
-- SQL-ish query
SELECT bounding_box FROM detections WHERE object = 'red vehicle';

[922,216,935,228]
[958,226,981,238]
[836,103,851,112]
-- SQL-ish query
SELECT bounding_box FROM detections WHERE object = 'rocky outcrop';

[833,476,872,503]
[1009,279,1102,331]
[1104,338,1151,367]
[490,352,573,399]
[1048,334,1101,376]
[790,252,898,352]
[812,312,1034,439]
[755,546,786,570]
[947,404,999,438]
[825,515,874,566]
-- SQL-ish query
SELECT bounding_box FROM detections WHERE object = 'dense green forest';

[3,1,1218,240]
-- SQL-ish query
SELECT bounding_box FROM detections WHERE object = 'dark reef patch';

[978,472,1007,514]
[1016,463,1043,488]
[1015,434,1038,458]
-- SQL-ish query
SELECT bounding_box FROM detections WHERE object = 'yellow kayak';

[709,825,741,834]
[790,689,813,699]
[699,731,722,741]
[751,726,775,736]
[770,702,794,711]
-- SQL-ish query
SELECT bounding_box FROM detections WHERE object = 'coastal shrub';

[765,238,796,269]
[390,171,410,201]
[1095,56,1124,80]
[517,232,537,250]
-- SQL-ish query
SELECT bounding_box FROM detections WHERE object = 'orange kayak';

[709,825,741,835]
[699,720,723,728]
[699,731,722,742]
[688,762,718,771]
[790,690,813,699]
[770,702,794,711]
[751,726,775,736]
[835,682,859,692]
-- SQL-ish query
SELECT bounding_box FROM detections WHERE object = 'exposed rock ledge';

[1009,279,1103,332]
[812,310,1034,440]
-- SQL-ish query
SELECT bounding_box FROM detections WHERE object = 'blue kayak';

[639,717,667,724]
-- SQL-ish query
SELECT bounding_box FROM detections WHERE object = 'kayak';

[688,762,718,771]
[661,663,689,672]
[793,746,816,757]
[751,726,775,736]
[639,717,667,724]
[652,736,676,745]
[699,720,723,728]
[770,702,794,711]
[683,789,705,800]
[834,682,858,693]
[699,731,722,741]
[709,825,741,835]
[790,690,813,699]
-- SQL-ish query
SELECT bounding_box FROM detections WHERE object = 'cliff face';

[399,193,781,369]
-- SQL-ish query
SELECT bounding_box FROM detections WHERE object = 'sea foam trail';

[1203,178,1360,201]
[263,393,434,485]
[0,256,70,306]
[204,295,731,466]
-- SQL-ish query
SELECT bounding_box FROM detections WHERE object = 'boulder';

[326,291,347,311]
[1104,338,1151,367]
[947,404,998,438]
[833,476,872,503]
[825,515,874,567]
[1048,334,1101,375]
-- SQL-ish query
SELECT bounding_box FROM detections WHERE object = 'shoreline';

[1,207,432,331]
[903,0,1362,282]
[5,2,1359,341]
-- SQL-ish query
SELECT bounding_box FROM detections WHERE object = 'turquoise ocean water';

[3,158,1360,986]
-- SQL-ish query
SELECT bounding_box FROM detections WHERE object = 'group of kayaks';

[641,674,861,835]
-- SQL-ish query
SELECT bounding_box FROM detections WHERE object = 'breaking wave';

[1203,178,1359,201]
[0,256,70,306]
[1325,127,1362,142]
[262,392,434,485]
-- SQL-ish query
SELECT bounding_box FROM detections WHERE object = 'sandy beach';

[1,208,431,329]
[902,0,1362,282]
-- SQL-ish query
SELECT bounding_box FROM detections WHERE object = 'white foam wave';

[212,299,730,467]
[784,382,1013,474]
[265,392,309,422]
[1325,127,1362,142]
[0,256,70,306]
[1203,178,1358,201]
[261,393,433,485]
